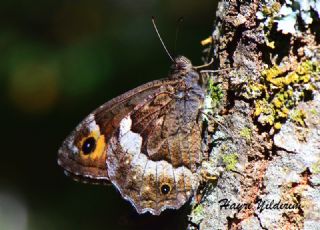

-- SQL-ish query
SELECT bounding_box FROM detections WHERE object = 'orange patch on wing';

[80,131,107,161]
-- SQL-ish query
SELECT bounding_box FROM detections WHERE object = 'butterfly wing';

[58,55,206,215]
[106,74,205,215]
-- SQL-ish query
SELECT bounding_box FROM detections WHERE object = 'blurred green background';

[0,1,217,229]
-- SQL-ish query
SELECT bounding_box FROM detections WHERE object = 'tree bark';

[188,0,320,229]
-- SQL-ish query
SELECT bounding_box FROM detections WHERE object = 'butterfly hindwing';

[106,70,205,214]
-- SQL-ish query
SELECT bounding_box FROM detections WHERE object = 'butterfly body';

[58,56,207,215]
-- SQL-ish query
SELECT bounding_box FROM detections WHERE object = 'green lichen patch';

[289,109,307,126]
[311,160,320,174]
[222,153,238,171]
[193,204,204,216]
[189,204,205,225]
[207,78,224,108]
[310,108,318,115]
[240,127,252,141]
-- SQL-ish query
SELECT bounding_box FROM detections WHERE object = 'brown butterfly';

[58,18,212,215]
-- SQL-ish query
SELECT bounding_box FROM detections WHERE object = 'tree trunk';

[189,0,320,229]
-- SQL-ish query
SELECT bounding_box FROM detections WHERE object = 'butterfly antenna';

[174,17,184,56]
[152,16,175,63]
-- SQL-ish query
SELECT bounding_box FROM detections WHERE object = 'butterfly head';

[58,114,110,184]
[172,56,193,72]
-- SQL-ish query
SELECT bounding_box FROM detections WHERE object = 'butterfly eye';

[160,183,171,195]
[82,137,96,155]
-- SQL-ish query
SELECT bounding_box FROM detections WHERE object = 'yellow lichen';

[243,82,266,99]
[251,60,319,130]
[266,40,275,49]
[262,2,281,16]
[271,2,281,12]
[254,99,275,125]
[274,122,282,129]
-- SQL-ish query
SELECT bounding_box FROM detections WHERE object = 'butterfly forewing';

[58,79,174,182]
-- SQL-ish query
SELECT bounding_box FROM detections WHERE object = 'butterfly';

[58,19,213,215]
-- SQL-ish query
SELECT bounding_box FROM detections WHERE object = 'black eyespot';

[82,137,96,155]
[160,184,171,195]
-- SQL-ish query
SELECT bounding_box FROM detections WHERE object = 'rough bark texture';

[188,0,320,229]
